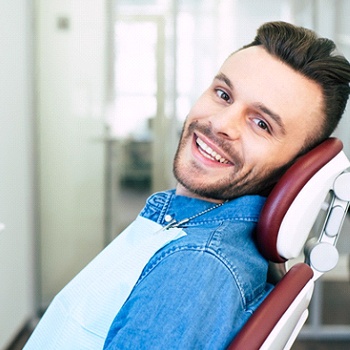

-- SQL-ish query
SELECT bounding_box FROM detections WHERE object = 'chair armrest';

[228,263,313,350]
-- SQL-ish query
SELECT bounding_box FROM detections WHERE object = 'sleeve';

[103,248,249,350]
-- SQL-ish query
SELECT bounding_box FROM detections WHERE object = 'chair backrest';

[228,137,350,350]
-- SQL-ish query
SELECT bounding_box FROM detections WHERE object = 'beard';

[173,120,294,201]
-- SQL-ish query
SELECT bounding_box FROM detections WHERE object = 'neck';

[175,183,225,204]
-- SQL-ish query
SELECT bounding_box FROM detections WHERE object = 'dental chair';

[228,137,350,350]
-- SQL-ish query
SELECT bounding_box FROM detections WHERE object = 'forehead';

[219,46,324,138]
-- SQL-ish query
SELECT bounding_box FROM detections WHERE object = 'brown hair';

[242,21,350,150]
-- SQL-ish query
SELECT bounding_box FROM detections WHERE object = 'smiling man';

[25,22,350,350]
[102,23,350,349]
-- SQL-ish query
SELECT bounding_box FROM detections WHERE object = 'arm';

[103,248,249,350]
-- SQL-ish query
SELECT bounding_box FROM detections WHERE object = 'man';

[25,22,350,349]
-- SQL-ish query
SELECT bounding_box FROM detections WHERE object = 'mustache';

[185,120,243,168]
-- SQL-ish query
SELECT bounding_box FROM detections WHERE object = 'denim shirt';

[104,190,270,350]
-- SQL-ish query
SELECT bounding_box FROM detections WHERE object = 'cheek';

[242,141,285,173]
[244,128,306,167]
[261,144,301,172]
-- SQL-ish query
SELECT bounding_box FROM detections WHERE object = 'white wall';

[0,1,35,348]
[36,0,107,306]
[229,0,294,50]
[330,0,350,158]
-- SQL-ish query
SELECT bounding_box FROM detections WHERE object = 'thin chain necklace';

[163,200,228,230]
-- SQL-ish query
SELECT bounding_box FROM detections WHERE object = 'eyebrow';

[214,72,233,90]
[214,72,286,135]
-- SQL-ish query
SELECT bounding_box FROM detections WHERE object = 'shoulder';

[139,219,268,308]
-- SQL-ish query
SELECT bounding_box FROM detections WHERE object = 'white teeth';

[196,137,230,164]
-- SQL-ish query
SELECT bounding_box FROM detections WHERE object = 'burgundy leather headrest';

[256,138,343,263]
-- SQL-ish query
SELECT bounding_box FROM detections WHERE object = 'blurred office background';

[1,0,350,348]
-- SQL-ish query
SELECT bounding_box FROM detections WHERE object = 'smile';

[195,136,231,164]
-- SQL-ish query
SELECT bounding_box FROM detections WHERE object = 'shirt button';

[164,214,173,223]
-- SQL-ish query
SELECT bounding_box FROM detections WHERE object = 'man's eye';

[216,89,230,102]
[253,118,270,132]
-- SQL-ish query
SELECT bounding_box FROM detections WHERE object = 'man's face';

[174,46,324,201]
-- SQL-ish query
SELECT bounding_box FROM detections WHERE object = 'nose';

[210,104,244,140]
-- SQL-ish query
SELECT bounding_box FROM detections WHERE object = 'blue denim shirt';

[104,190,270,350]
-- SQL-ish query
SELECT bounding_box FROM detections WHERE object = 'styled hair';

[242,21,350,151]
